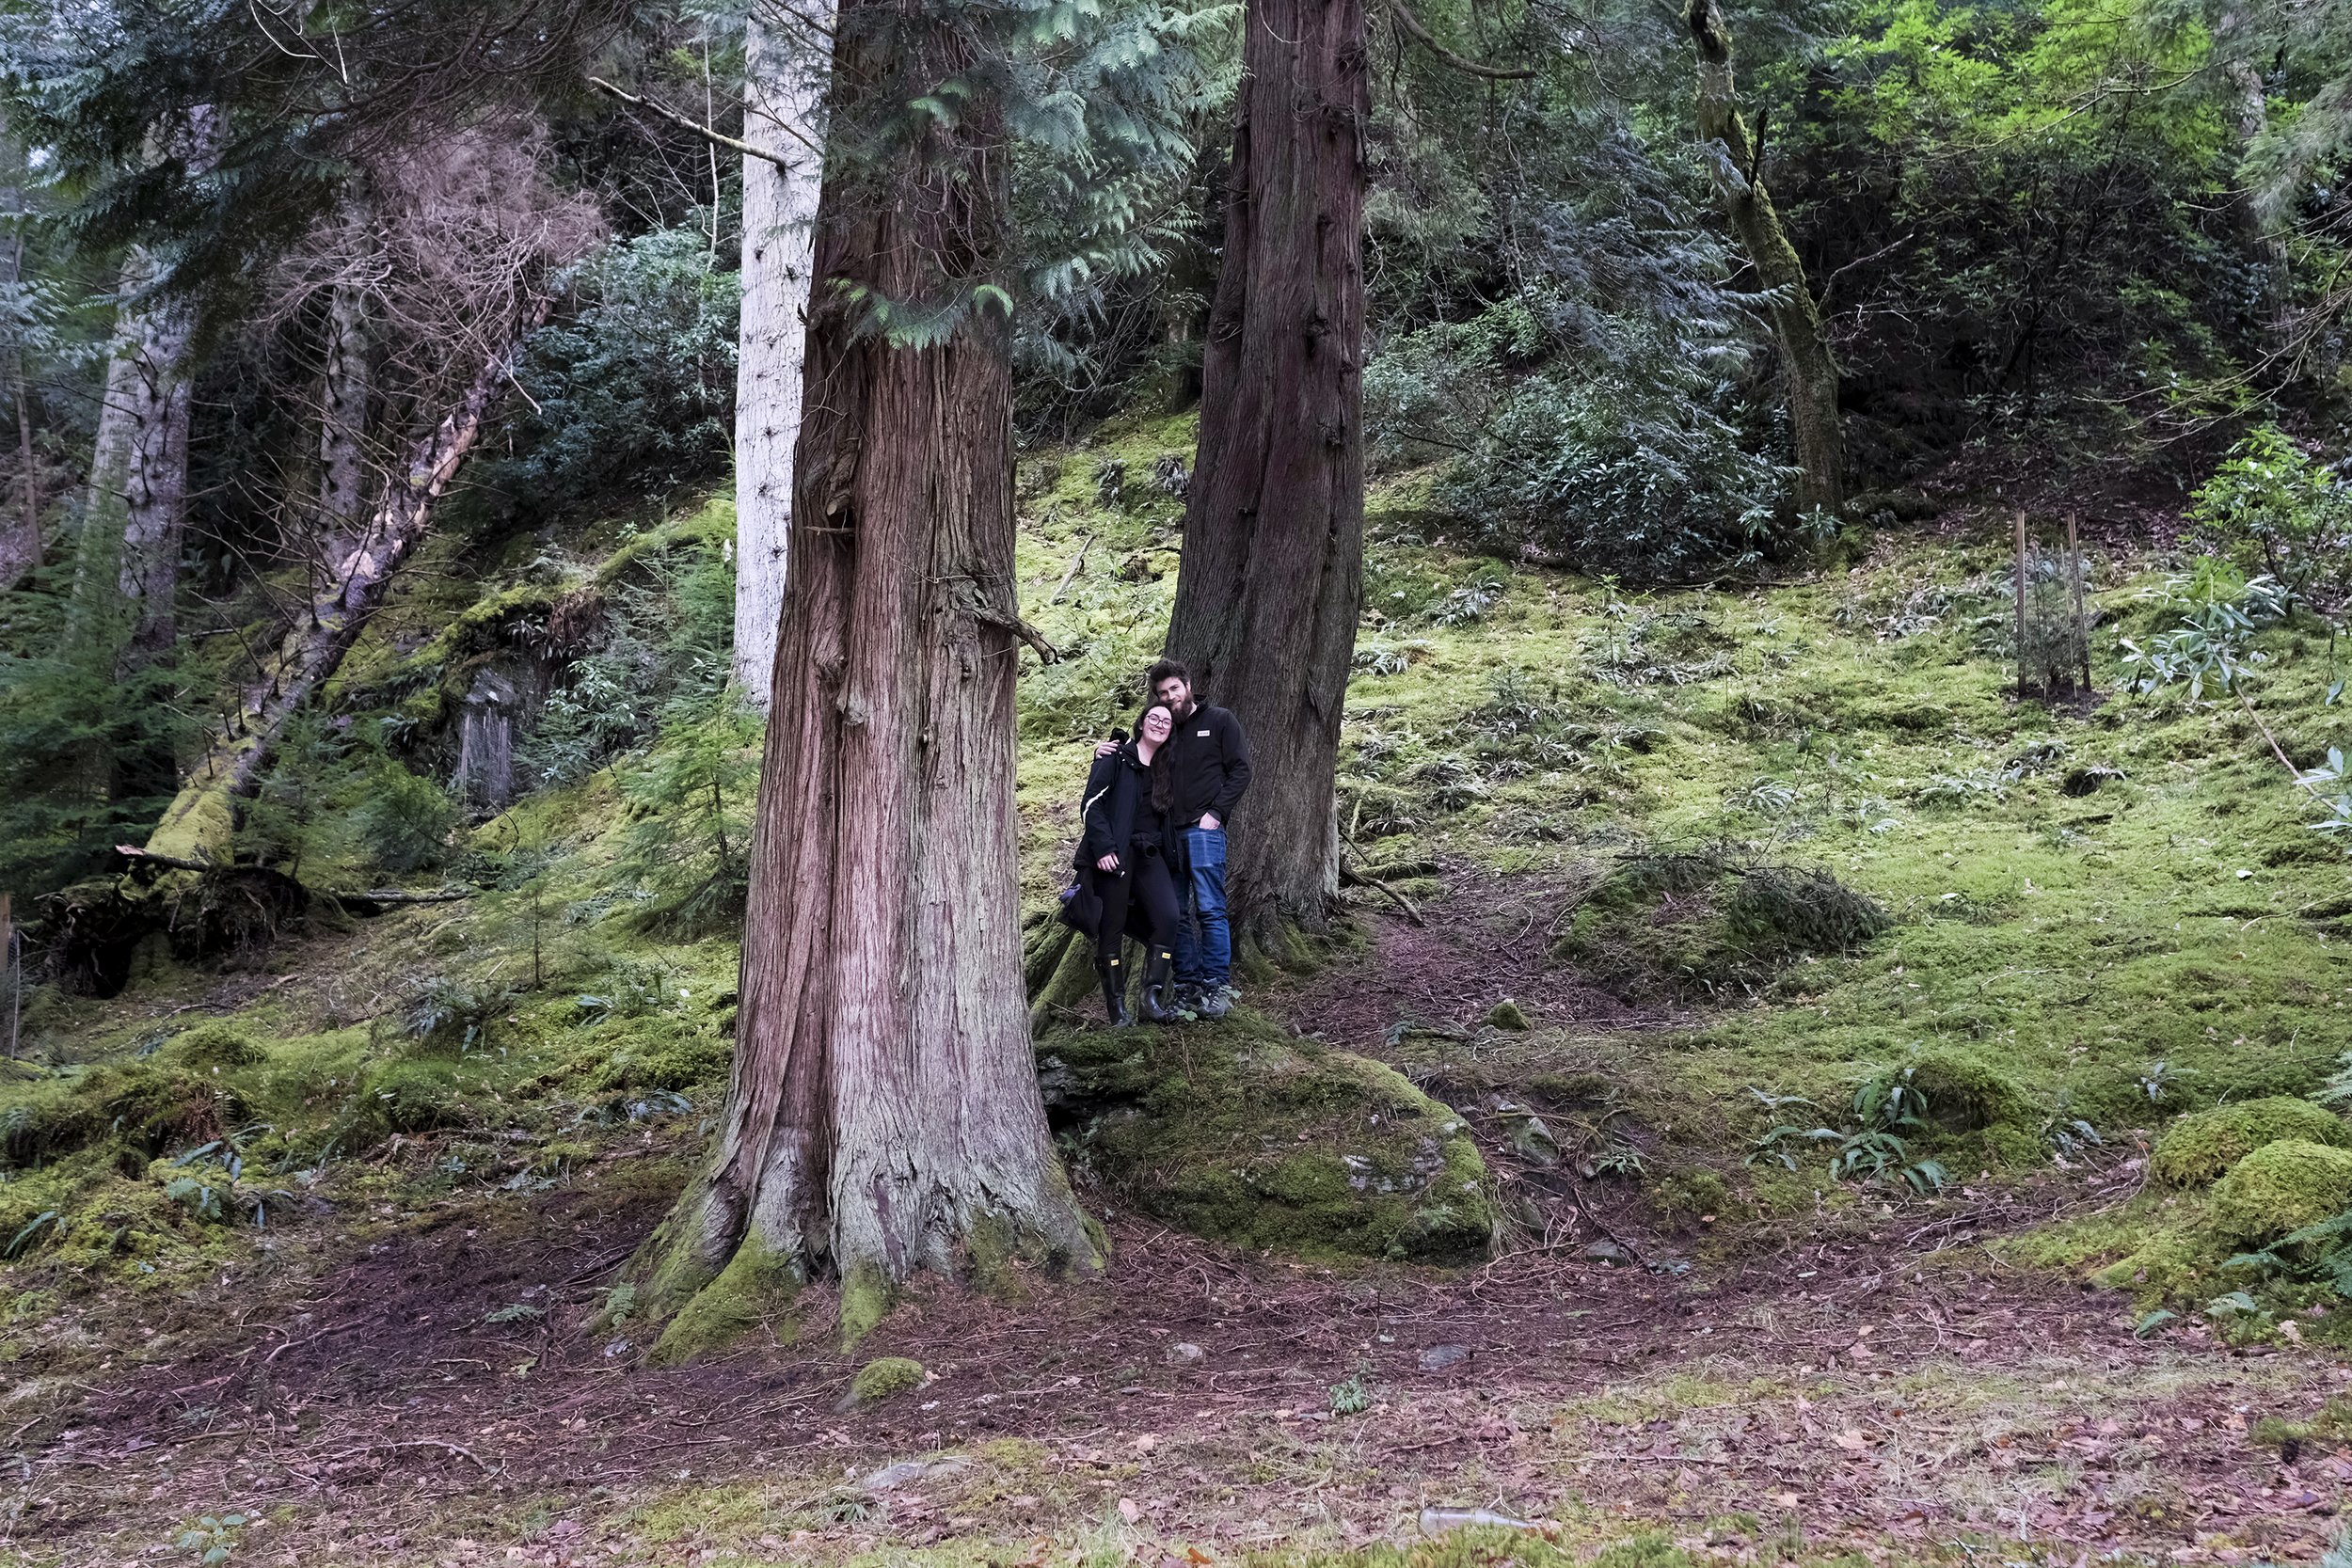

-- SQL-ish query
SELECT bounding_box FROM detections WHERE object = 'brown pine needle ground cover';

[18,444,2352,1564]
[12,1090,2348,1567]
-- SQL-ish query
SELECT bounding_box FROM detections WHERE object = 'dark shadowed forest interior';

[7,0,2352,1562]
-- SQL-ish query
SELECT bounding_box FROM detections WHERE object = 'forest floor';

[14,420,2352,1563]
[16,904,2352,1568]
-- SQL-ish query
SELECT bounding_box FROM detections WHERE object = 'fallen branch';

[587,76,817,166]
[114,844,214,872]
[1340,859,1427,926]
[1048,531,1095,604]
[341,888,476,907]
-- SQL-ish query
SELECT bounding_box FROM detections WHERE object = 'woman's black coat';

[1078,743,1171,868]
[1073,742,1182,942]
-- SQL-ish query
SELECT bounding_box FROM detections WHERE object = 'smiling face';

[1139,705,1174,747]
[1152,674,1192,715]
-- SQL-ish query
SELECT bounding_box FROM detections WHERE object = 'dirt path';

[16,1152,2348,1566]
[13,901,2350,1565]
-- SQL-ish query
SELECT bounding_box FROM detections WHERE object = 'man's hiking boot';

[1198,983,1236,1020]
[1099,962,1131,1028]
[1140,950,1178,1022]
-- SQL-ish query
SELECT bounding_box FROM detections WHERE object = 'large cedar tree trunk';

[1162,0,1368,949]
[730,1,833,710]
[1686,0,1843,515]
[639,1,1095,1343]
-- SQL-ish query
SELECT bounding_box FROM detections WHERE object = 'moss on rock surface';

[1039,1013,1501,1264]
[2210,1141,2352,1243]
[2151,1099,2351,1187]
[1891,1049,2032,1133]
[845,1355,927,1406]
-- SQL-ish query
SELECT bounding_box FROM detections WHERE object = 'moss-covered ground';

[10,415,2352,1561]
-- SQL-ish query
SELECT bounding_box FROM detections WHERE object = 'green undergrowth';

[23,416,2352,1341]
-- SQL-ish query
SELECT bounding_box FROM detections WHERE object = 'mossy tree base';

[1038,1007,1500,1264]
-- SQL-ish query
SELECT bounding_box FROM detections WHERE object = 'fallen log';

[144,309,548,864]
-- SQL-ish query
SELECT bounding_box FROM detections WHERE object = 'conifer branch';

[1385,0,1537,81]
[586,77,818,166]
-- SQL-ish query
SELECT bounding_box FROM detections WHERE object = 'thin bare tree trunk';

[637,0,1095,1350]
[0,208,36,593]
[731,0,833,710]
[1162,0,1368,951]
[1686,0,1843,515]
[142,314,542,863]
[316,274,373,582]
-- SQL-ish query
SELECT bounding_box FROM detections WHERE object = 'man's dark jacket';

[1166,704,1252,828]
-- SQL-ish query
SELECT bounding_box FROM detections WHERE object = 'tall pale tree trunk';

[635,0,1095,1352]
[92,107,221,670]
[731,0,834,710]
[1162,0,1368,951]
[142,314,543,863]
[1686,0,1843,515]
[2217,9,2292,349]
[95,245,201,670]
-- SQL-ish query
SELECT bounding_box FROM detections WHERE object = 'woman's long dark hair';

[1136,705,1175,814]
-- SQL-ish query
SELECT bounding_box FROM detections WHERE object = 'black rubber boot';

[1139,949,1177,1022]
[1098,959,1131,1028]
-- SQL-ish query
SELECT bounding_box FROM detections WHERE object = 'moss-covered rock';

[2210,1141,2352,1243]
[1040,1012,1501,1264]
[1486,999,1530,1032]
[167,1022,265,1069]
[1872,1049,2033,1134]
[844,1355,927,1407]
[2152,1098,2351,1187]
[1552,850,1889,998]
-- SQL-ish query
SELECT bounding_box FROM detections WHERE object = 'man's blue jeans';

[1175,825,1231,990]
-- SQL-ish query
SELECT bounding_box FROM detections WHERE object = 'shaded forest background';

[1,0,2347,900]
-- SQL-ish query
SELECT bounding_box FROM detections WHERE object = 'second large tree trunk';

[635,0,1095,1353]
[730,2,833,711]
[1686,0,1843,515]
[1162,0,1368,951]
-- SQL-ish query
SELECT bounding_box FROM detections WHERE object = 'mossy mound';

[1870,1049,2033,1135]
[1552,849,1889,998]
[2210,1141,2352,1244]
[568,1014,731,1093]
[1040,1014,1501,1264]
[846,1355,928,1406]
[2153,1099,2352,1187]
[167,1022,266,1069]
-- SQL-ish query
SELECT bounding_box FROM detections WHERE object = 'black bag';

[1057,874,1102,934]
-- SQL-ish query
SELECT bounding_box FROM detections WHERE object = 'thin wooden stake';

[2,892,15,1061]
[2014,510,2029,699]
[2068,512,2090,694]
